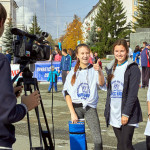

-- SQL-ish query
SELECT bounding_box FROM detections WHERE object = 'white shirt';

[144,79,150,136]
[109,61,138,128]
[62,66,106,109]
[109,62,128,128]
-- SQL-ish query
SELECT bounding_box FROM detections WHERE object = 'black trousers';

[146,136,150,150]
[142,67,150,87]
[113,125,135,150]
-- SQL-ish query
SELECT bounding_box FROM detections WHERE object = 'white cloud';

[15,0,40,28]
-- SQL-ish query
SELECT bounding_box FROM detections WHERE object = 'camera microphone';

[11,28,37,39]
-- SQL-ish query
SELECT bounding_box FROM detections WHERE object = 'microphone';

[11,28,37,39]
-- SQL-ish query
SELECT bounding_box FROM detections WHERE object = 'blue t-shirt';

[133,51,140,65]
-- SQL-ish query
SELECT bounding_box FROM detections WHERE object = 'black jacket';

[0,53,26,148]
[104,59,143,127]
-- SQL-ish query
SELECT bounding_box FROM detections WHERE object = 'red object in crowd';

[54,54,62,61]
[146,50,150,67]
[99,61,102,69]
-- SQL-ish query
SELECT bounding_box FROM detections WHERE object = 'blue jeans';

[48,82,57,92]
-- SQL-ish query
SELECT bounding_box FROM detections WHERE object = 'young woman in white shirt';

[63,44,105,150]
[144,79,150,150]
[105,39,142,150]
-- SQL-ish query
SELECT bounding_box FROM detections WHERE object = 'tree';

[29,14,42,36]
[2,18,13,55]
[133,0,150,29]
[62,15,83,50]
[95,0,131,57]
[86,22,97,47]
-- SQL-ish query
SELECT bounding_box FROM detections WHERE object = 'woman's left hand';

[93,59,101,72]
[121,116,129,125]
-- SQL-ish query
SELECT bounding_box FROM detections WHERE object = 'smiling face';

[114,45,128,64]
[76,46,90,68]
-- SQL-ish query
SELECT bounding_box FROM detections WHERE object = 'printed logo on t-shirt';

[111,80,123,98]
[77,83,90,100]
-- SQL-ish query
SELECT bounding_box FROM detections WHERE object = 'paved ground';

[12,60,148,150]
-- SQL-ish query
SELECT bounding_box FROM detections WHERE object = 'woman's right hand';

[71,112,78,124]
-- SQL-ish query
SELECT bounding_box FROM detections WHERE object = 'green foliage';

[95,0,131,56]
[133,0,150,29]
[29,14,42,36]
[86,22,97,47]
[90,45,104,58]
[2,19,13,55]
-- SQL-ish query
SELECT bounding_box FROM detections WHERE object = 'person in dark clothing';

[68,48,76,60]
[0,4,41,149]
[105,39,142,150]
[94,52,102,69]
[141,41,149,88]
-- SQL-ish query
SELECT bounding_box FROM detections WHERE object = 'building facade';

[0,0,18,52]
[82,0,139,42]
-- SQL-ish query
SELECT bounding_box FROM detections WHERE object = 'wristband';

[148,114,150,117]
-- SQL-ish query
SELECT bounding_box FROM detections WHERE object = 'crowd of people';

[131,41,150,89]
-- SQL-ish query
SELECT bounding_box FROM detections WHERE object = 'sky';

[15,0,99,39]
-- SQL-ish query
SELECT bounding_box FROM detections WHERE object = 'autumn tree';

[62,15,83,50]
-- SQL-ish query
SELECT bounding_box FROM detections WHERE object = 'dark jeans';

[62,70,68,85]
[146,136,150,150]
[142,67,150,87]
[113,125,135,150]
[48,82,57,92]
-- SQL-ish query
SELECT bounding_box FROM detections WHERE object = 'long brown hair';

[71,44,90,86]
[107,39,129,83]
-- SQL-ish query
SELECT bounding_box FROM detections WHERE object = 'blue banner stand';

[68,121,87,150]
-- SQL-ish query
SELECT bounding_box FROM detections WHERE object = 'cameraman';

[0,3,41,149]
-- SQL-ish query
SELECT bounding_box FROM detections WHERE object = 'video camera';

[11,28,50,64]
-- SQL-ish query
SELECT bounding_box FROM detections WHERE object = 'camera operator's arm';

[0,54,40,124]
[14,85,23,97]
[21,91,40,111]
